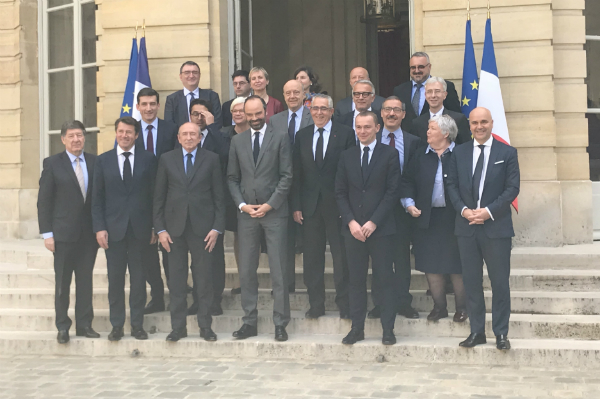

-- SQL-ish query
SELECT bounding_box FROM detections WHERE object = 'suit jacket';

[375,129,421,174]
[291,122,356,218]
[392,79,461,133]
[153,148,225,238]
[222,98,234,127]
[92,146,158,242]
[446,139,520,238]
[410,108,471,145]
[268,107,313,144]
[227,124,293,218]
[135,118,178,160]
[37,151,96,243]
[338,109,384,133]
[164,88,223,131]
[334,95,385,120]
[335,142,401,238]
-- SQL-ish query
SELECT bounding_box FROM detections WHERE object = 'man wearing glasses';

[222,70,251,127]
[164,61,223,130]
[338,80,384,145]
[392,52,461,133]
[291,94,355,320]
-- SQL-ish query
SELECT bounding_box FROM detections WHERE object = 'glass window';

[82,67,97,127]
[48,70,75,130]
[81,2,96,64]
[48,8,74,69]
[48,0,72,8]
[585,0,600,181]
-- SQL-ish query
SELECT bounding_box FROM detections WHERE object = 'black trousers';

[142,242,166,303]
[105,224,146,328]
[168,221,214,330]
[457,226,511,336]
[345,234,396,331]
[53,237,98,331]
[191,233,224,307]
[302,200,349,313]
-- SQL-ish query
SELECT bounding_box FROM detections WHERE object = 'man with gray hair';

[334,67,385,119]
[392,52,461,133]
[291,94,356,319]
[338,79,384,144]
[410,76,471,144]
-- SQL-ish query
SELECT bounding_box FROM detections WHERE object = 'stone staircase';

[2,238,600,367]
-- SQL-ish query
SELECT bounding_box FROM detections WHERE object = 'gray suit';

[227,124,293,327]
[268,107,313,290]
[334,95,385,120]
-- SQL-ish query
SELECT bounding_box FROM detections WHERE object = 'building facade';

[0,0,595,247]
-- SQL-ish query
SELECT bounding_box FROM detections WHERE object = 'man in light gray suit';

[268,80,313,293]
[334,67,385,120]
[228,95,293,342]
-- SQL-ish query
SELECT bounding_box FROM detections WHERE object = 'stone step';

[2,288,599,315]
[1,331,600,368]
[3,268,600,292]
[2,308,600,340]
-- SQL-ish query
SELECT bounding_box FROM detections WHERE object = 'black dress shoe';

[305,308,325,319]
[427,308,449,321]
[187,303,199,316]
[75,326,100,338]
[342,328,364,345]
[231,287,241,295]
[398,306,420,319]
[453,311,468,323]
[275,326,288,342]
[108,327,124,342]
[57,330,69,344]
[209,303,223,316]
[232,324,257,339]
[144,299,166,315]
[459,333,487,348]
[166,328,187,342]
[367,306,380,319]
[496,335,511,350]
[131,326,148,340]
[201,328,217,342]
[382,329,396,345]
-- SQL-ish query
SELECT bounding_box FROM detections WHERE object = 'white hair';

[310,94,334,108]
[230,96,247,112]
[430,114,458,142]
[425,76,447,92]
[411,51,430,63]
[352,79,375,94]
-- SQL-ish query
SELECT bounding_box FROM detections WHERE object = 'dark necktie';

[472,144,486,204]
[146,125,154,154]
[122,152,132,187]
[362,146,370,177]
[388,132,396,149]
[189,91,196,100]
[288,112,297,145]
[412,82,422,115]
[186,153,193,178]
[253,132,260,164]
[315,128,324,169]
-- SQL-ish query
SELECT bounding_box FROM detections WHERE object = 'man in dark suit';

[335,111,401,346]
[446,107,520,351]
[92,117,157,341]
[38,120,99,344]
[392,52,461,133]
[338,80,384,144]
[164,61,222,130]
[410,77,471,145]
[134,87,178,315]
[188,98,229,316]
[222,70,251,127]
[154,122,224,342]
[292,94,354,319]
[228,95,292,342]
[367,96,421,321]
[269,80,314,293]
[334,67,385,119]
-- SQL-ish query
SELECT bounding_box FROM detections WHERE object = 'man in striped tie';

[38,120,99,344]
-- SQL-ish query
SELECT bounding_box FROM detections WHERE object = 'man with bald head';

[446,107,520,351]
[154,122,225,342]
[269,79,313,292]
[334,67,385,119]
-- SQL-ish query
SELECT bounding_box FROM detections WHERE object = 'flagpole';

[142,19,146,38]
[467,0,470,20]
[135,22,138,40]
[487,0,490,18]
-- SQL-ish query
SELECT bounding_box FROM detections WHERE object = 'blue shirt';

[141,118,159,155]
[288,106,304,136]
[182,146,198,174]
[411,79,427,115]
[380,127,405,173]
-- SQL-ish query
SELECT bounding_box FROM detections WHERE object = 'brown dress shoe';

[453,311,468,323]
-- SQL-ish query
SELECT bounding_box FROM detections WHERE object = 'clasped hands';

[241,203,273,218]
[348,220,377,242]
[463,208,491,225]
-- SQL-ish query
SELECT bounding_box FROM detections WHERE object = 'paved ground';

[0,355,595,399]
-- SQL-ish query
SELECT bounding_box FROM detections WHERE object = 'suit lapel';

[402,131,413,171]
[465,140,475,198]
[176,149,187,181]
[83,152,94,200]
[301,107,312,129]
[179,91,189,123]
[130,147,143,193]
[482,139,500,194]
[60,152,84,201]
[188,148,206,182]
[322,126,337,167]
[155,120,165,156]
[256,126,274,168]
[110,150,126,192]
[363,142,382,184]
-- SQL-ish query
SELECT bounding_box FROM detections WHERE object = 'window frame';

[587,35,600,114]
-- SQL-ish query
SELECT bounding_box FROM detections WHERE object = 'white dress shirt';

[239,123,268,211]
[141,118,159,154]
[462,135,494,220]
[200,128,209,148]
[429,106,444,118]
[117,145,135,179]
[183,87,200,120]
[359,139,377,164]
[312,120,332,160]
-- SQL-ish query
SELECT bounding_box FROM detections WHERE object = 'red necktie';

[388,132,396,149]
[146,125,154,154]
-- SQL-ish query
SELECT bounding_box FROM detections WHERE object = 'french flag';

[477,16,518,212]
[131,37,152,121]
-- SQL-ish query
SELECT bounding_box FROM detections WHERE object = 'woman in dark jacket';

[401,114,468,322]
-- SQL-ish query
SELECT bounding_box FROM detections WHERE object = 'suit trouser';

[345,234,396,331]
[302,199,349,313]
[105,224,147,328]
[168,221,214,330]
[142,243,165,303]
[191,233,224,307]
[371,209,413,311]
[238,211,290,327]
[53,237,98,331]
[457,226,511,336]
[285,213,300,290]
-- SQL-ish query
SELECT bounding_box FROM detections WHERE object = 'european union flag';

[461,19,479,118]
[120,38,138,118]
[132,37,152,121]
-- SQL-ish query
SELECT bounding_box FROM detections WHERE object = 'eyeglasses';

[382,107,404,113]
[233,81,248,86]
[182,71,200,76]
[410,64,430,71]
[352,92,373,98]
[425,89,444,95]
[190,112,204,118]
[310,106,331,113]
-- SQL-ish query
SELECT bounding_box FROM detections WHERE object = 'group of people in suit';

[38,52,519,350]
